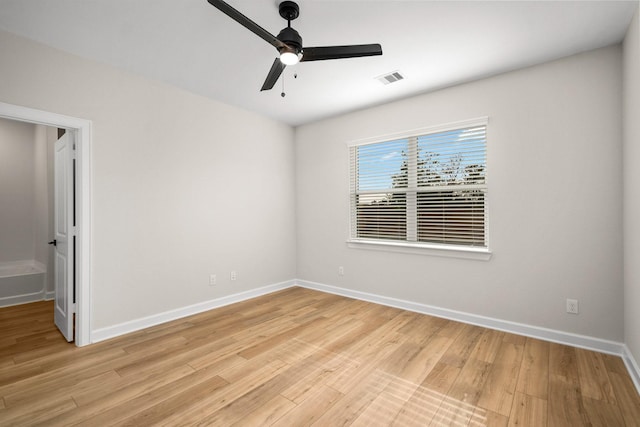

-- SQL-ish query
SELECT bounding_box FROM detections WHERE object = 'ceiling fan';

[206,0,383,91]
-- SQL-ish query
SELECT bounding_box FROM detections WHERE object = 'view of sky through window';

[357,127,485,193]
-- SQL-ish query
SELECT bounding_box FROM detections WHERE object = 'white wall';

[0,118,37,262]
[624,8,640,367]
[0,30,296,330]
[33,124,49,270]
[296,46,624,342]
[45,126,57,294]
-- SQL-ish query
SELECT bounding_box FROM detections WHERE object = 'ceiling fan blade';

[261,58,287,91]
[207,0,286,50]
[300,44,382,62]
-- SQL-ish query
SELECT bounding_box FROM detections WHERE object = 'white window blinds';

[349,119,488,249]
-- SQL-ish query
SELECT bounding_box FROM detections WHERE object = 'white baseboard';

[44,291,55,301]
[91,280,296,343]
[0,291,45,308]
[622,345,640,394]
[295,279,626,356]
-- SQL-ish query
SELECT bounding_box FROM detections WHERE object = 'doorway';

[0,102,92,346]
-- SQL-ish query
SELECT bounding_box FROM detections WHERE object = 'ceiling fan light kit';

[279,50,300,65]
[207,0,382,91]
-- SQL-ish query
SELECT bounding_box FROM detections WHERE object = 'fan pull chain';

[281,71,298,98]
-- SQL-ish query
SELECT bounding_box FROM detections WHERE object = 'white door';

[53,131,75,342]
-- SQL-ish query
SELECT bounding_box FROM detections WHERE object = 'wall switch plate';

[230,271,237,281]
[338,266,344,276]
[566,298,579,314]
[209,274,217,286]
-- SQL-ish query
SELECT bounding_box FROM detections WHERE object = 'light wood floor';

[1,287,639,426]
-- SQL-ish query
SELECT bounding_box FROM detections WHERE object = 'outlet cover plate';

[566,298,579,314]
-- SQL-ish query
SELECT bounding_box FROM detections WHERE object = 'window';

[349,118,488,253]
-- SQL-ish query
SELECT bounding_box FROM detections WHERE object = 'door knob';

[48,239,57,247]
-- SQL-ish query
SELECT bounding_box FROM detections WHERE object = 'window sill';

[346,239,492,261]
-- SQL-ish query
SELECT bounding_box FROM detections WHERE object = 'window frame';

[347,117,491,260]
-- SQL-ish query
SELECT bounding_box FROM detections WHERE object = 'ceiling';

[0,1,637,126]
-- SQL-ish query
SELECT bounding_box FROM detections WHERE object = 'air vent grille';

[376,71,405,85]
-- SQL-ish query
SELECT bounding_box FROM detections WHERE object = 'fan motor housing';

[277,27,302,51]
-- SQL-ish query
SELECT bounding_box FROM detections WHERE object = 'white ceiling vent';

[376,71,405,85]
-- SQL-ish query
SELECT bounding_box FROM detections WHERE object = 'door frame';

[0,101,92,346]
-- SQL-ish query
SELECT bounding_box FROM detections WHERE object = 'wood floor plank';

[389,375,451,425]
[312,389,379,427]
[350,386,410,427]
[549,342,579,385]
[314,318,370,346]
[0,363,45,388]
[429,390,484,426]
[359,369,444,426]
[421,360,462,396]
[447,357,492,406]
[192,363,305,425]
[516,337,549,399]
[271,385,343,427]
[429,358,492,426]
[183,338,245,371]
[8,398,77,426]
[470,328,506,363]
[115,335,236,377]
[260,337,323,366]
[1,289,639,426]
[575,347,617,404]
[606,370,640,427]
[548,343,591,427]
[601,352,630,375]
[237,317,332,360]
[280,348,357,403]
[581,396,626,427]
[8,336,72,364]
[303,313,388,356]
[398,312,449,343]
[340,312,412,362]
[438,323,485,369]
[0,347,128,397]
[474,408,509,427]
[82,366,232,426]
[156,359,289,426]
[121,332,189,355]
[117,375,229,426]
[323,335,405,395]
[4,369,121,409]
[230,394,296,426]
[477,340,525,416]
[507,391,547,427]
[59,364,198,424]
[435,316,466,339]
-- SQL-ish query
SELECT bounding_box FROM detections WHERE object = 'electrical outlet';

[566,298,579,314]
[230,271,237,281]
[338,266,344,276]
[209,274,217,286]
